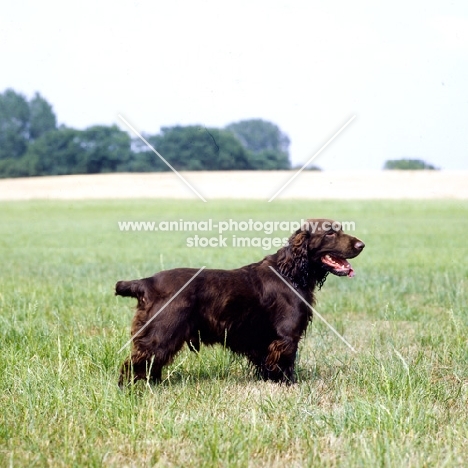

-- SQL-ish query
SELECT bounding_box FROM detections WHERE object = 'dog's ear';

[277,228,310,288]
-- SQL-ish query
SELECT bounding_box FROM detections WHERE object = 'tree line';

[0,89,291,178]
[383,159,438,170]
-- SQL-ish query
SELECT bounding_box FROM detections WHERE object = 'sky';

[1,0,468,171]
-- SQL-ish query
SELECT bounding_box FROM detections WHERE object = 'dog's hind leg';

[119,350,163,387]
[119,310,195,386]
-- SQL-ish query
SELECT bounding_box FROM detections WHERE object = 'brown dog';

[116,219,364,385]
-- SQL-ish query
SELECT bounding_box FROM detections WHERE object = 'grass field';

[1,199,467,467]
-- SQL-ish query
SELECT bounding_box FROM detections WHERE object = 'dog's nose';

[354,241,365,251]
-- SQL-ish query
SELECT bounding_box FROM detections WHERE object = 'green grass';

[1,199,467,467]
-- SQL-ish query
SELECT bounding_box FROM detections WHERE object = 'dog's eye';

[325,231,336,236]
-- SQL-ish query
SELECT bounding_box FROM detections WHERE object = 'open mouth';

[321,254,355,277]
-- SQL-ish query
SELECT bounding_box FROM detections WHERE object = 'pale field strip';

[0,170,467,200]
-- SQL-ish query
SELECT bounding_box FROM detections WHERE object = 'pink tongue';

[348,268,355,278]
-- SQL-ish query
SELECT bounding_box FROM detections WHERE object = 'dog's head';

[277,218,365,289]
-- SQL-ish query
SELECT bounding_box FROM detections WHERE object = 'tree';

[0,87,297,176]
[383,159,438,170]
[292,163,321,171]
[0,89,30,160]
[80,125,132,173]
[12,125,132,177]
[126,136,170,172]
[225,119,291,169]
[29,92,57,140]
[19,127,87,176]
[143,125,252,171]
[248,149,290,170]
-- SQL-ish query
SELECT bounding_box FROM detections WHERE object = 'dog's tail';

[115,279,149,305]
